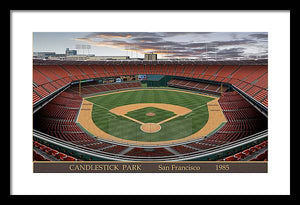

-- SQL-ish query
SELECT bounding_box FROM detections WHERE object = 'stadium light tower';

[76,44,91,55]
[76,44,81,54]
[87,45,91,56]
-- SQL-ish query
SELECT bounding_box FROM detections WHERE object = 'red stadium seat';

[249,147,257,154]
[234,152,244,160]
[64,156,77,161]
[242,149,250,157]
[33,150,48,161]
[225,156,237,161]
[56,153,67,160]
[50,150,59,157]
[255,144,263,150]
[260,141,268,148]
[44,147,52,154]
[33,141,41,148]
[39,145,47,151]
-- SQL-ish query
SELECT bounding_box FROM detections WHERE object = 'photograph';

[32,32,268,173]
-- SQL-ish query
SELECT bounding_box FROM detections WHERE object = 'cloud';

[74,32,267,59]
[87,32,162,39]
[160,32,214,37]
[215,48,245,58]
[209,39,257,47]
[247,54,268,59]
[131,37,164,42]
[192,47,218,53]
[249,33,268,39]
[87,32,134,39]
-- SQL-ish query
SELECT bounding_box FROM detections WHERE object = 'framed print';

[32,31,268,173]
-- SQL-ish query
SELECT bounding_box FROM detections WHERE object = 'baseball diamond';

[76,89,227,145]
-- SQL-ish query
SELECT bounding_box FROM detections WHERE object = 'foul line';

[91,102,117,119]
[184,103,207,118]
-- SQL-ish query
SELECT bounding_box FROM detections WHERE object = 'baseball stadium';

[32,59,268,162]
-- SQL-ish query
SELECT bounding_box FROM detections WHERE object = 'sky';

[33,32,268,60]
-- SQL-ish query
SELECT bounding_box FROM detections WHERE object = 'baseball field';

[77,88,227,146]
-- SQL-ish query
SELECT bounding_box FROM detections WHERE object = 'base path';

[110,103,192,133]
[110,103,192,116]
[110,103,192,131]
[77,89,227,146]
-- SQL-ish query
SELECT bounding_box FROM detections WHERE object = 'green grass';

[125,107,176,123]
[85,89,214,142]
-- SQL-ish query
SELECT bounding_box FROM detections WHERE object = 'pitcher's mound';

[140,123,161,133]
[146,112,156,116]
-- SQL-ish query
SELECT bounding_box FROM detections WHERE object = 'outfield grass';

[85,89,214,142]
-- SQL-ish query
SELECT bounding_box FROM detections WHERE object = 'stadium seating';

[66,81,141,96]
[221,140,268,161]
[187,142,216,150]
[34,90,99,147]
[214,65,240,82]
[33,68,51,85]
[170,145,198,154]
[34,85,50,98]
[33,88,267,159]
[33,64,268,107]
[33,62,268,160]
[62,65,88,80]
[201,65,223,80]
[84,141,113,150]
[33,141,79,161]
[101,145,129,154]
[187,91,268,150]
[33,90,41,104]
[167,79,228,94]
[125,148,174,157]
